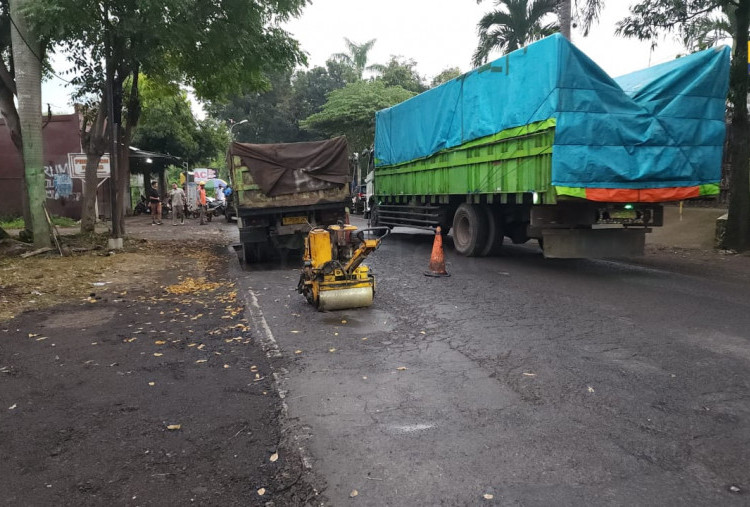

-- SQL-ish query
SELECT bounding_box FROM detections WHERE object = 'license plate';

[282,215,307,225]
[609,209,637,219]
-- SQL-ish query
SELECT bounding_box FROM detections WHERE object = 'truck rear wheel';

[452,203,488,256]
[479,206,504,257]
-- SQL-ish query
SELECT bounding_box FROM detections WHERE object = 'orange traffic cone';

[425,226,450,277]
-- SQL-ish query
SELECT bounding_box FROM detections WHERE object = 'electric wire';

[7,12,72,85]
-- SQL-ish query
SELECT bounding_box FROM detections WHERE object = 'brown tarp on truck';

[229,136,350,197]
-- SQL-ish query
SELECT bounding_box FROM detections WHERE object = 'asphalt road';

[235,217,750,506]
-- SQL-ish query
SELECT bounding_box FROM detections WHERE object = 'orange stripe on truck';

[585,186,701,203]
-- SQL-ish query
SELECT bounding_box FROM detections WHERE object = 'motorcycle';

[205,197,226,222]
[133,195,150,215]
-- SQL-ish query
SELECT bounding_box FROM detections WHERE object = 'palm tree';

[472,0,559,67]
[332,38,377,79]
[572,0,605,36]
[680,4,734,52]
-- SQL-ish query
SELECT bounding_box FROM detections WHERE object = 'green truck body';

[370,120,663,258]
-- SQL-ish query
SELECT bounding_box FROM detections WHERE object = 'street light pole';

[230,119,248,140]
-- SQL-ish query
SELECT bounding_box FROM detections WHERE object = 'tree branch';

[0,59,16,96]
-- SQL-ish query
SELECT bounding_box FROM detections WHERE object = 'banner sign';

[69,153,111,178]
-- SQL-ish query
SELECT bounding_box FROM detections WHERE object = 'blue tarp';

[374,34,730,190]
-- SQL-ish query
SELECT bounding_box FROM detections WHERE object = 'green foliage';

[26,0,308,102]
[0,216,24,229]
[430,67,463,88]
[300,80,415,152]
[208,60,353,144]
[371,57,427,94]
[473,0,559,66]
[133,80,198,158]
[131,76,229,167]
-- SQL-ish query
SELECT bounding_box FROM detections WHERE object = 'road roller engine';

[298,224,390,311]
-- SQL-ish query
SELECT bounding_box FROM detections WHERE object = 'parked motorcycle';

[205,198,226,222]
[133,195,150,215]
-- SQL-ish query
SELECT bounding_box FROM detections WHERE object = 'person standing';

[170,182,187,225]
[215,184,226,204]
[197,181,207,225]
[147,181,162,225]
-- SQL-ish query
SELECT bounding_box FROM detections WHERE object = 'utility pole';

[105,7,122,249]
[9,0,51,248]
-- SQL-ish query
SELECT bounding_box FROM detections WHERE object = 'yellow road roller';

[297,224,389,311]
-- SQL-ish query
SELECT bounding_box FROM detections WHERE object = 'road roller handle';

[343,227,390,274]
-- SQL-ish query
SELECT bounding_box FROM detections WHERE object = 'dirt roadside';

[0,217,322,506]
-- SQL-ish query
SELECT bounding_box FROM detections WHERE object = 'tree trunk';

[117,134,130,232]
[558,0,572,40]
[117,69,141,231]
[80,105,108,233]
[9,0,50,248]
[726,0,750,251]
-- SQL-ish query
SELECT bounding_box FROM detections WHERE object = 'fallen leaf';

[257,488,266,496]
[126,337,137,343]
[9,404,17,410]
[154,340,166,345]
[522,372,536,377]
[290,330,300,334]
[587,386,595,393]
[91,342,98,345]
[255,373,260,379]
[153,353,163,357]
[396,366,407,371]
[35,337,47,341]
[250,365,258,372]
[223,364,230,369]
[187,343,197,347]
[483,493,494,500]
[197,344,205,350]
[350,490,358,498]
[329,348,336,353]
[334,332,339,336]
[341,320,347,324]
[361,337,368,341]
[28,333,38,338]
[294,350,302,354]
[148,382,155,386]
[196,359,207,364]
[270,452,278,462]
[362,376,367,380]
[420,331,426,335]
[166,424,181,430]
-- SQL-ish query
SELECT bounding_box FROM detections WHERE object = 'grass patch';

[0,216,77,229]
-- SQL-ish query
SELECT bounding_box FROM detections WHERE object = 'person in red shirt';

[197,181,207,225]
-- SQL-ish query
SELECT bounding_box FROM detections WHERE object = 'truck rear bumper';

[541,228,647,258]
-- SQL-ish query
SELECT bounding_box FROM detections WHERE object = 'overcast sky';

[42,1,698,115]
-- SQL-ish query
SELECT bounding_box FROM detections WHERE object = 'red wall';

[0,114,84,219]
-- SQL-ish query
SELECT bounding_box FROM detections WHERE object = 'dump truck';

[228,136,350,263]
[370,34,730,258]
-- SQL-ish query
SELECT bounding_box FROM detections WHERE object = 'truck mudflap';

[541,228,648,258]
